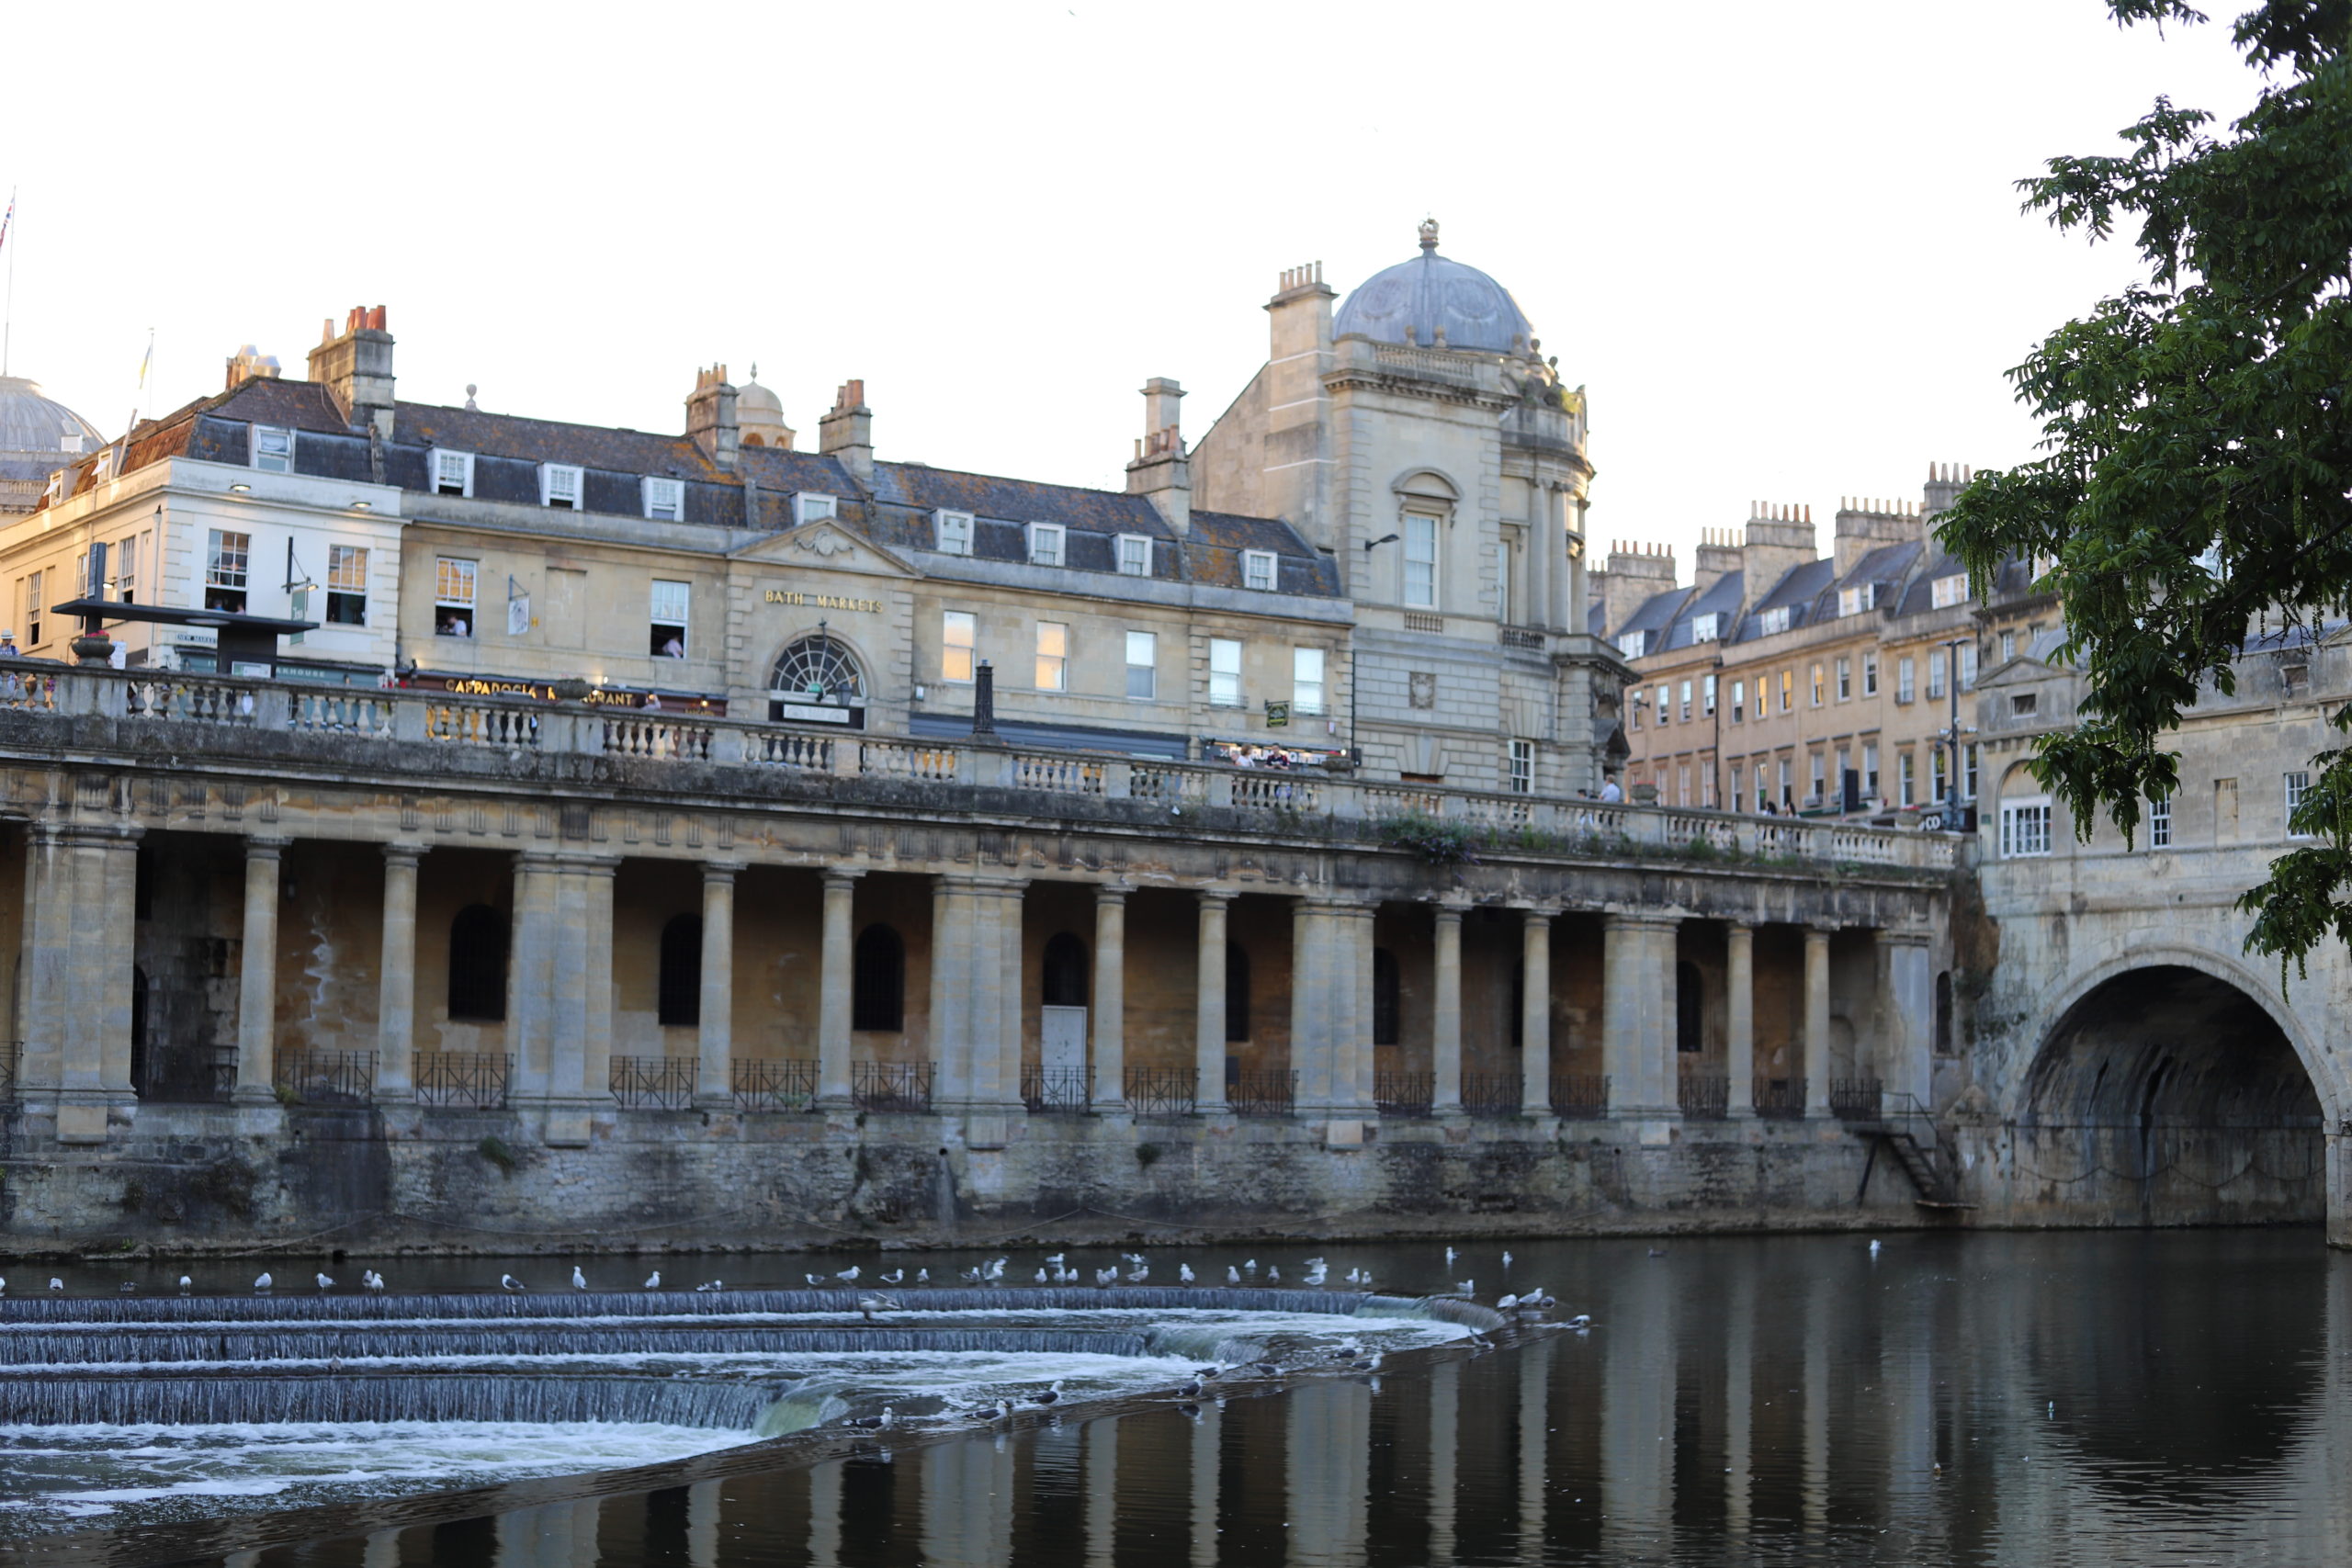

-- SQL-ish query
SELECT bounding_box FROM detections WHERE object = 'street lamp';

[1350,534,1404,764]
[1941,636,1973,829]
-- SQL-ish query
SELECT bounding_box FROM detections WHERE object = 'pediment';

[733,519,922,579]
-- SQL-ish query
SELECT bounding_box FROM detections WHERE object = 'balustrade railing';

[1550,1073,1610,1119]
[1830,1077,1885,1119]
[1124,1066,1197,1116]
[853,1060,934,1112]
[1374,1070,1435,1117]
[731,1057,817,1112]
[1752,1077,1804,1119]
[0,670,56,712]
[288,689,394,738]
[1461,1072,1524,1117]
[751,730,834,771]
[1230,773,1319,812]
[127,675,256,726]
[602,716,713,762]
[414,1052,510,1108]
[1015,754,1104,795]
[1020,1065,1093,1114]
[860,740,958,783]
[274,1048,376,1107]
[610,1055,696,1110]
[427,702,538,749]
[1228,1069,1296,1118]
[1128,765,1207,807]
[1678,1073,1730,1119]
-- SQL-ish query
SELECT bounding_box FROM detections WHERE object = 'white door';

[1040,1006,1089,1076]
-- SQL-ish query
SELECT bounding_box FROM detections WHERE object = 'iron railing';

[137,1046,238,1104]
[611,1055,696,1110]
[1374,1070,1435,1117]
[731,1057,817,1113]
[414,1052,510,1109]
[1678,1074,1730,1119]
[853,1061,933,1112]
[1831,1077,1884,1119]
[1550,1073,1610,1119]
[1753,1077,1804,1119]
[1462,1073,1523,1118]
[1021,1065,1093,1114]
[1124,1066,1196,1116]
[1228,1069,1296,1118]
[274,1049,376,1107]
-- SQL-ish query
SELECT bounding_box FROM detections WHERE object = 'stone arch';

[1389,468,1463,504]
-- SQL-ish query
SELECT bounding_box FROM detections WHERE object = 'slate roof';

[1735,557,1835,639]
[1611,584,1695,658]
[1655,569,1745,654]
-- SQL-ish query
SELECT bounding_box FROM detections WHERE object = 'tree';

[1937,0,2352,972]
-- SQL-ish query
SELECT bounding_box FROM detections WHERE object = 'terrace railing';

[1020,1065,1093,1114]
[1831,1077,1886,1120]
[610,1055,696,1111]
[1461,1072,1524,1118]
[1374,1070,1435,1117]
[1678,1073,1730,1120]
[414,1052,510,1109]
[731,1057,817,1113]
[1550,1074,1610,1119]
[853,1061,934,1113]
[1124,1067,1197,1116]
[1228,1070,1297,1119]
[1752,1077,1805,1119]
[274,1049,376,1107]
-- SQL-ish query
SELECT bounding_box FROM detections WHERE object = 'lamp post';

[1941,636,1969,829]
[1350,533,1403,766]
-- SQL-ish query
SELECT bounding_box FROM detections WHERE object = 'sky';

[4,1,2260,576]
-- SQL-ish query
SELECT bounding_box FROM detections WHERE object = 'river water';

[3,1228,2344,1567]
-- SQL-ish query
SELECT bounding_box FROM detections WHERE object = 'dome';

[0,375,104,472]
[736,364,795,451]
[1332,220,1535,355]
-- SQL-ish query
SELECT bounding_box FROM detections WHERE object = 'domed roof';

[1332,220,1534,355]
[736,364,795,450]
[0,375,104,476]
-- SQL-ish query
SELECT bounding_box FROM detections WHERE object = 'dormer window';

[934,509,974,556]
[796,492,837,525]
[252,424,295,474]
[1758,605,1792,636]
[1242,549,1277,592]
[1115,535,1153,578]
[88,449,114,484]
[1688,612,1720,642]
[642,477,684,521]
[1616,630,1645,659]
[1026,523,1066,567]
[430,448,475,498]
[1838,583,1877,617]
[1930,573,1968,609]
[540,464,583,510]
[41,470,63,504]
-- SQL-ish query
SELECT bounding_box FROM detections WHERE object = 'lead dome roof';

[1332,220,1536,354]
[0,376,104,479]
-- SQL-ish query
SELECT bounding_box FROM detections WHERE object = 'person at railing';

[1598,777,1622,804]
[0,630,18,657]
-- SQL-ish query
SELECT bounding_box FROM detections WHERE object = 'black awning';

[907,711,1189,761]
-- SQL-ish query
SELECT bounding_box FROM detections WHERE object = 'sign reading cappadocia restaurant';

[399,673,728,716]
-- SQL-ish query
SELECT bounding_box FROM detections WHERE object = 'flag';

[138,333,153,388]
[0,190,13,254]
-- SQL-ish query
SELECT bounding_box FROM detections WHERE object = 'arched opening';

[1675,961,1703,1055]
[853,924,904,1032]
[1040,931,1088,1008]
[657,914,702,1028]
[1372,948,1400,1046]
[1224,943,1250,1043]
[447,904,509,1022]
[769,634,866,725]
[2025,964,2324,1224]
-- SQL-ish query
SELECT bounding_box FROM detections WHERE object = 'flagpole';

[2,188,17,378]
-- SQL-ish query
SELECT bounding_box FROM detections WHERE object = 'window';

[1209,637,1242,706]
[1810,662,1825,706]
[942,611,977,682]
[1026,523,1066,567]
[769,636,865,709]
[1928,649,1949,700]
[1999,629,2017,662]
[1403,514,1439,607]
[1862,652,1879,696]
[1897,656,1916,704]
[1779,670,1793,713]
[1116,535,1154,578]
[794,492,837,525]
[1627,696,1640,730]
[657,914,702,1028]
[1836,658,1851,702]
[1242,549,1277,592]
[2001,796,2053,857]
[1679,680,1692,722]
[447,904,509,1021]
[1964,744,1980,800]
[1690,612,1721,642]
[1373,949,1400,1045]
[1702,673,1717,716]
[1731,679,1746,722]
[430,448,475,497]
[1931,746,1949,804]
[852,925,904,1032]
[1930,574,1968,609]
[1293,646,1326,715]
[2286,772,2312,835]
[115,535,140,605]
[1959,643,1978,691]
[1863,742,1880,799]
[1040,931,1088,1008]
[2149,792,2173,848]
[1777,757,1792,809]
[1125,631,1157,700]
[1616,631,1646,659]
[434,558,476,637]
[1811,751,1826,803]
[1730,763,1744,809]
[1899,749,1916,807]
[540,463,583,510]
[251,423,294,474]
[1035,622,1068,692]
[206,529,250,614]
[643,477,684,521]
[650,580,689,657]
[934,509,974,556]
[326,545,368,626]
[1508,738,1533,795]
[23,570,41,647]
[1225,943,1251,1043]
[1838,583,1875,617]
[1677,764,1691,807]
[1836,748,1851,805]
[2011,692,2038,716]
[1657,683,1671,725]
[1758,605,1792,636]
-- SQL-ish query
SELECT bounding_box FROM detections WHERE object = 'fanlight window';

[770,637,865,705]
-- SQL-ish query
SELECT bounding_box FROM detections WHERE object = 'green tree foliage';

[1937,0,2352,970]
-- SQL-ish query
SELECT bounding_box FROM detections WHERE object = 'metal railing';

[1462,1073,1524,1118]
[731,1057,816,1113]
[1678,1073,1730,1119]
[610,1055,696,1110]
[1752,1077,1805,1119]
[274,1049,376,1107]
[1550,1073,1610,1119]
[1228,1069,1297,1118]
[1374,1070,1435,1117]
[0,1040,17,1105]
[1020,1065,1093,1114]
[136,1046,237,1104]
[414,1052,510,1108]
[853,1060,933,1112]
[1124,1066,1197,1116]
[1831,1077,1885,1120]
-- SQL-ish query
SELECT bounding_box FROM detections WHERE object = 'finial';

[750,362,759,381]
[1418,217,1440,252]
[465,383,479,412]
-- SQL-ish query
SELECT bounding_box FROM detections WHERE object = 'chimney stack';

[1692,526,1743,595]
[1597,538,1679,638]
[1740,501,1818,603]
[1922,460,1974,517]
[818,379,874,483]
[223,344,282,392]
[685,365,740,469]
[306,306,395,441]
[1261,261,1337,547]
[1125,376,1190,534]
[1832,492,1923,576]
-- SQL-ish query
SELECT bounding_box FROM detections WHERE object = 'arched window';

[769,636,865,709]
[1225,942,1250,1043]
[448,904,509,1022]
[1041,931,1088,1008]
[1372,948,1400,1046]
[658,914,702,1028]
[1675,961,1703,1054]
[1935,970,1954,1057]
[854,924,905,1032]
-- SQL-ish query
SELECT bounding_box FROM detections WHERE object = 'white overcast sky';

[6,1,2256,572]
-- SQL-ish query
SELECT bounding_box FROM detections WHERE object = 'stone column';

[1725,920,1756,1117]
[1602,913,1677,1116]
[511,852,617,1145]
[933,874,1022,1127]
[1345,903,1378,1115]
[694,862,741,1108]
[1881,930,1934,1113]
[1520,910,1552,1116]
[815,870,859,1107]
[1432,903,1465,1114]
[1091,885,1128,1111]
[1566,496,1590,632]
[1525,490,1552,632]
[374,845,424,1103]
[1803,924,1833,1118]
[1290,897,1328,1111]
[1547,483,1574,631]
[29,823,143,1143]
[1193,891,1230,1113]
[231,836,288,1106]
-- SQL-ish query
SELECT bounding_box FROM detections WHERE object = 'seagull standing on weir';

[1034,1380,1066,1406]
[501,1274,526,1292]
[251,1273,270,1292]
[572,1268,588,1291]
[644,1270,661,1289]
[315,1272,334,1292]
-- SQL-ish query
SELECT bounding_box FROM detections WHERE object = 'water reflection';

[46,1230,2352,1568]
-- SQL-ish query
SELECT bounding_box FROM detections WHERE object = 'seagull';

[571,1268,588,1291]
[857,1292,900,1320]
[1034,1380,1065,1406]
[1125,1267,1148,1283]
[179,1276,193,1294]
[252,1272,271,1292]
[1096,1267,1119,1287]
[119,1281,136,1294]
[1499,1293,1520,1311]
[0,1278,6,1294]
[1454,1280,1474,1296]
[501,1274,526,1292]
[1183,1371,1206,1396]
[1445,1246,1457,1266]
[1227,1266,1241,1283]
[315,1272,334,1292]
[837,1266,861,1283]
[1646,1247,1668,1258]
[1266,1266,1280,1280]
[986,1258,1008,1281]
[1502,1250,1513,1268]
[994,1398,1017,1422]
[644,1270,662,1290]
[1348,1351,1384,1373]
[880,1269,904,1285]
[916,1269,930,1283]
[1179,1263,1194,1283]
[1045,1253,1066,1267]
[961,1266,986,1284]
[364,1270,385,1291]
[1869,1238,1883,1258]
[1250,1360,1282,1379]
[1243,1258,1258,1274]
[850,1406,898,1431]
[1569,1314,1594,1330]
[807,1273,826,1286]
[1036,1268,1050,1283]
